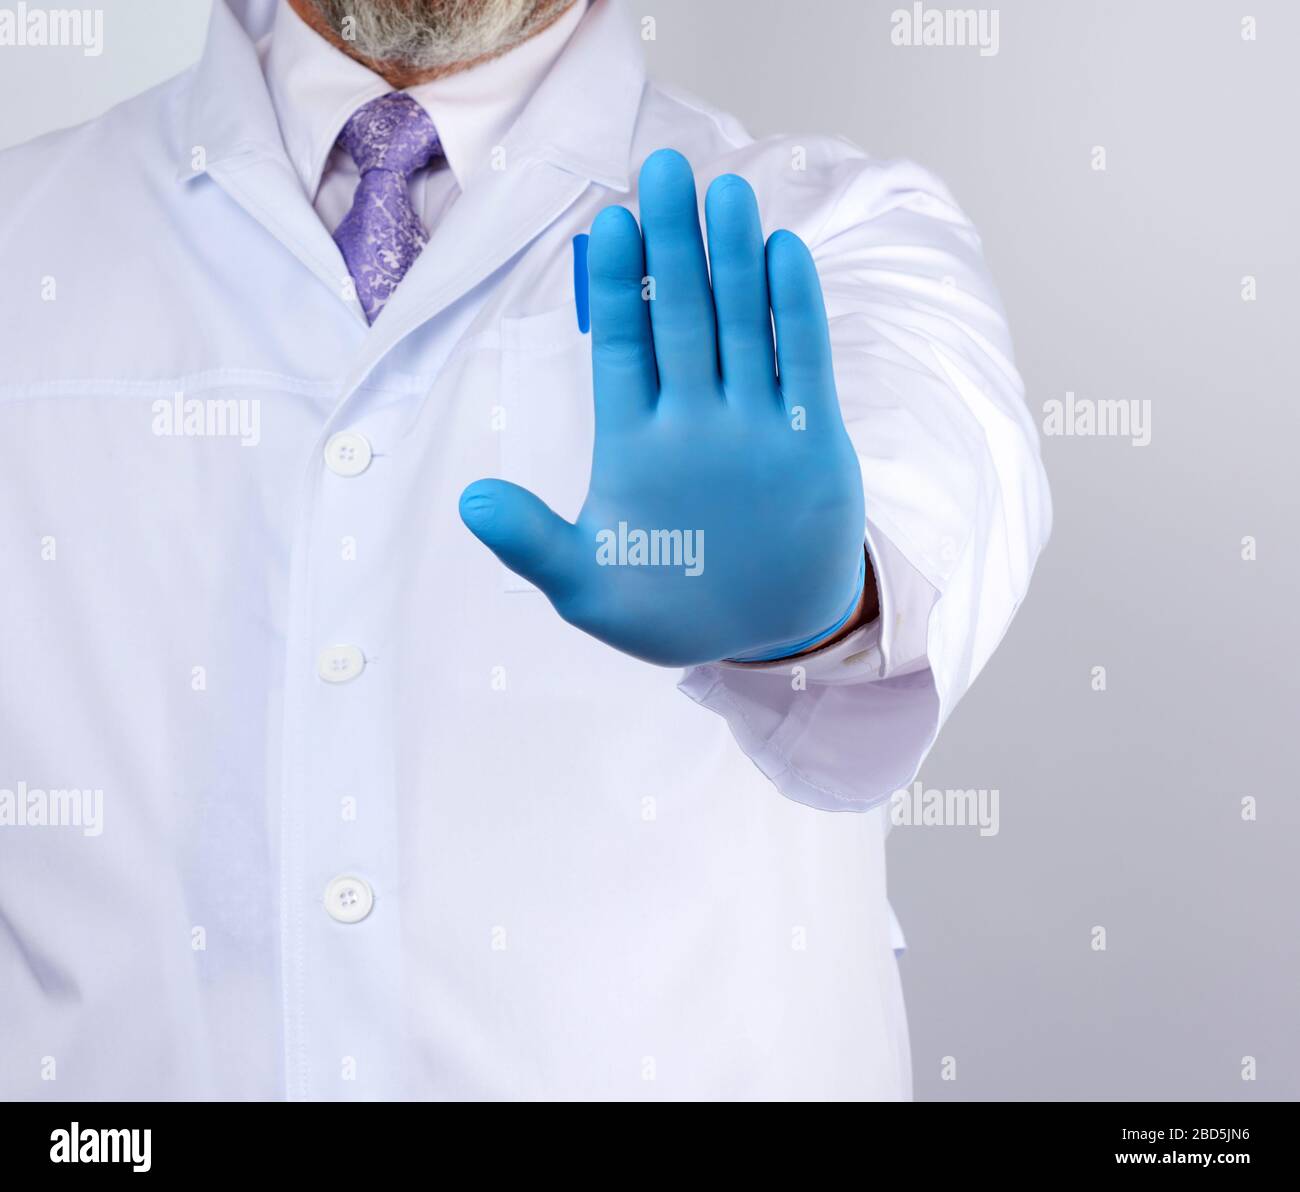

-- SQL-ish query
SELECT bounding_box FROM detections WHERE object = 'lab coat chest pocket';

[497,307,594,592]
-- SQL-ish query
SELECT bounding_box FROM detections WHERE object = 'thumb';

[459,478,579,597]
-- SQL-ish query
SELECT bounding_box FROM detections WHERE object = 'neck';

[285,0,575,89]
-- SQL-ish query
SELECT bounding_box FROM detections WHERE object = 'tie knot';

[339,92,441,179]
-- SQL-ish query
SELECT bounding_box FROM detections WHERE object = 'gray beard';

[307,0,578,72]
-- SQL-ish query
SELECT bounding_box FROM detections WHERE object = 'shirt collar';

[405,0,589,192]
[500,0,643,190]
[184,0,639,195]
[260,0,390,197]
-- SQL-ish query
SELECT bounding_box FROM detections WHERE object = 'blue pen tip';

[573,233,590,334]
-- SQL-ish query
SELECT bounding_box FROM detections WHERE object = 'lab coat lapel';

[183,0,647,380]
[207,155,368,328]
[331,0,646,402]
[180,0,367,327]
[339,156,590,389]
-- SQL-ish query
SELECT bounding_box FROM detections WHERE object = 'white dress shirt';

[261,0,587,235]
[0,0,1050,1100]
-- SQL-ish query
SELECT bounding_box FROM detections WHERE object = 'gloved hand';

[460,148,866,667]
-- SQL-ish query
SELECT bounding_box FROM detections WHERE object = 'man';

[0,0,1050,1100]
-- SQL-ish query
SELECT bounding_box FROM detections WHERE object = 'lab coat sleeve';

[677,152,1052,813]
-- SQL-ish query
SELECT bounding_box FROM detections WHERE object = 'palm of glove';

[461,149,865,667]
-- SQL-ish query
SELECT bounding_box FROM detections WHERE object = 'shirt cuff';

[677,522,940,812]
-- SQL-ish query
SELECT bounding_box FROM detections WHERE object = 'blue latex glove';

[460,148,866,667]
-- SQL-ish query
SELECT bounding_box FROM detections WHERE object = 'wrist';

[725,548,876,664]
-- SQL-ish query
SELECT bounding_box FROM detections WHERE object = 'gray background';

[2,0,1296,1101]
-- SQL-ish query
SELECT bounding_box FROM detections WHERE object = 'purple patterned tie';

[333,93,442,324]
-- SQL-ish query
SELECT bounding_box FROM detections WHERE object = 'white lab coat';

[0,0,1050,1100]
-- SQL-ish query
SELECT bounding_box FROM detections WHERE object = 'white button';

[324,875,374,924]
[324,431,372,477]
[317,644,365,683]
